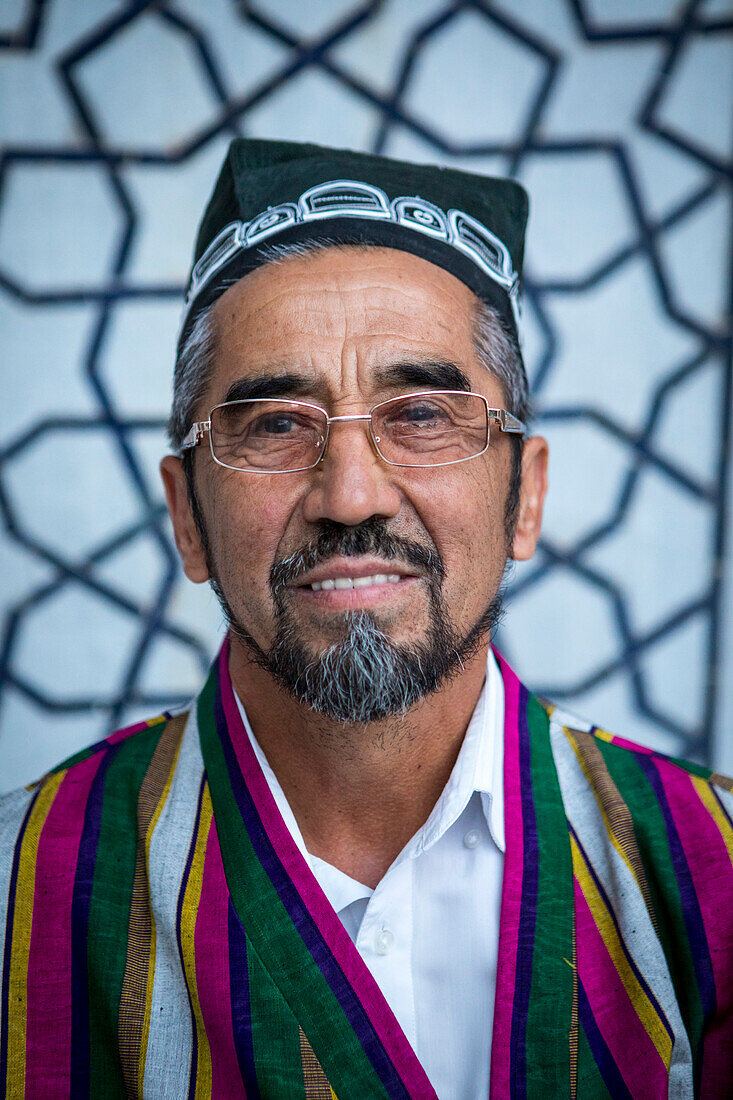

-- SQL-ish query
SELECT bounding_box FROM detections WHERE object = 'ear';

[511,435,548,561]
[160,455,211,583]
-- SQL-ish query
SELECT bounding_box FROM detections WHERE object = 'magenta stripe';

[489,650,523,1098]
[574,879,668,1098]
[25,753,103,1097]
[194,819,244,1097]
[106,716,164,746]
[219,640,434,1097]
[607,734,654,756]
[653,761,733,1092]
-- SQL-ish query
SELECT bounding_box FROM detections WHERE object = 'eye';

[386,398,453,429]
[399,401,448,423]
[255,413,297,435]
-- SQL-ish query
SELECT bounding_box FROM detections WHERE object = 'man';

[1,140,731,1099]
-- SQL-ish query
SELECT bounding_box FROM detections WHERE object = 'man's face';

[162,247,547,719]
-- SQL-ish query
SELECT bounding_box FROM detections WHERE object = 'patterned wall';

[0,0,731,791]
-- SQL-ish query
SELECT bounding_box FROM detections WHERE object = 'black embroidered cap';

[180,138,529,350]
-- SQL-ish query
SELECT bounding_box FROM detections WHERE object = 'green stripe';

[49,716,168,776]
[86,722,165,1098]
[525,696,575,1096]
[595,738,704,1061]
[247,943,307,1098]
[197,670,392,1098]
[576,1017,613,1099]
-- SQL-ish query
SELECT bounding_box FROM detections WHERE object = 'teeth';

[309,574,403,591]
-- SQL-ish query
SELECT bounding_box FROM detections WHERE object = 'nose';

[301,418,402,527]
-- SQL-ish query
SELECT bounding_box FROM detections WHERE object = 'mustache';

[270,519,445,593]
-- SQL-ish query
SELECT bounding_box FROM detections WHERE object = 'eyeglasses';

[179,390,526,473]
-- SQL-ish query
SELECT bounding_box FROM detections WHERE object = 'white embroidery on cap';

[182,179,521,333]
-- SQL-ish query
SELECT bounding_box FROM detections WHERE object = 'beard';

[205,517,507,724]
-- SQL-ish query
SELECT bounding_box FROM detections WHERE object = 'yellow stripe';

[569,925,578,1100]
[137,728,184,1096]
[5,771,65,1098]
[691,775,733,867]
[566,729,654,917]
[179,783,214,1100]
[571,833,673,1067]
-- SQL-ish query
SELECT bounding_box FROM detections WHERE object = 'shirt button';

[464,829,481,849]
[374,928,394,955]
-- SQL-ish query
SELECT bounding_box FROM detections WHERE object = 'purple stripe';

[228,898,260,1097]
[176,776,206,1100]
[509,683,538,1099]
[569,823,675,1048]
[578,976,634,1099]
[638,757,716,1014]
[637,755,716,1093]
[0,789,39,1090]
[69,743,120,1098]
[212,671,414,1099]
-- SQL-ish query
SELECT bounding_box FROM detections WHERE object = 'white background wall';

[0,0,731,791]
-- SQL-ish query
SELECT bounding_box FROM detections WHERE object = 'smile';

[309,574,402,591]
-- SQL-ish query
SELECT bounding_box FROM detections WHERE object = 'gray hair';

[168,241,530,451]
[169,305,218,451]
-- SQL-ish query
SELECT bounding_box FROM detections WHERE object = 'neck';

[227,634,490,888]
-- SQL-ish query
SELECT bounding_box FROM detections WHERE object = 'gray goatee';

[223,519,505,723]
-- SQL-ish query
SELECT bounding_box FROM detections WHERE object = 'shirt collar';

[408,648,504,856]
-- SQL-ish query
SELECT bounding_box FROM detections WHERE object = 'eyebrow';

[221,373,312,404]
[219,358,473,407]
[376,360,472,392]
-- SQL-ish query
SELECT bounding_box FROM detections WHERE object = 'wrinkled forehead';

[214,245,478,347]
[207,245,488,399]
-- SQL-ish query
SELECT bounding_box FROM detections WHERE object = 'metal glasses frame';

[179,390,526,472]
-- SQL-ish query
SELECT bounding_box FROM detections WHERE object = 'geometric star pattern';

[0,0,731,790]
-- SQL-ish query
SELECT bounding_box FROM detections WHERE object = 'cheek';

[243,495,288,550]
[207,474,296,585]
[418,464,505,553]
[411,465,509,609]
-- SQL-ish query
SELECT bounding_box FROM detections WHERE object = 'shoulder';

[545,699,731,788]
[540,699,732,857]
[0,708,192,850]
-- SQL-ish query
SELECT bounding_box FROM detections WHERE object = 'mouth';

[287,557,421,609]
[308,573,403,591]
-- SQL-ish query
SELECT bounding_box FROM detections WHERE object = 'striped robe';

[1,639,731,1098]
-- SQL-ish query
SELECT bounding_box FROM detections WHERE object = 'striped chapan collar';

[197,639,576,1097]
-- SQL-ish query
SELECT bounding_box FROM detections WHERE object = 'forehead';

[209,246,493,399]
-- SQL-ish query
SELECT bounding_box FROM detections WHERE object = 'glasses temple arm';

[491,410,526,435]
[179,420,211,454]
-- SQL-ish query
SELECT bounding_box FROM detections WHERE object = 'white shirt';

[235,653,505,1100]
